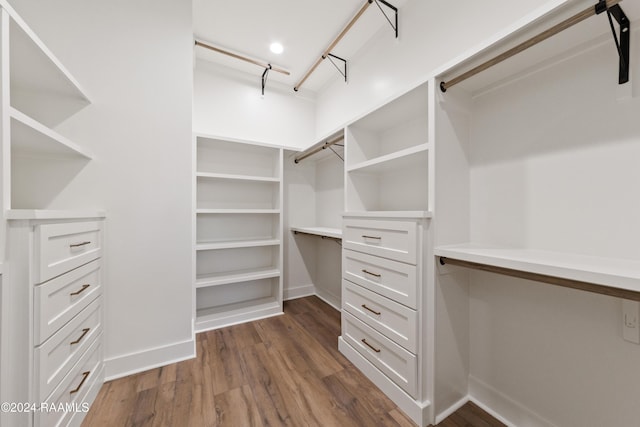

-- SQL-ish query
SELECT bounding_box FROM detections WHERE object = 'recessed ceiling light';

[270,42,284,54]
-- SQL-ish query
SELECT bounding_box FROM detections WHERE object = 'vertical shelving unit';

[194,135,283,332]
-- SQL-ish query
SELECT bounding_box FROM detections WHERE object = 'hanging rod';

[195,40,291,75]
[294,135,344,164]
[439,257,640,302]
[294,0,398,92]
[440,0,624,92]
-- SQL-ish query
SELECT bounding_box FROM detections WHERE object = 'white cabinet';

[194,135,283,331]
[2,215,106,427]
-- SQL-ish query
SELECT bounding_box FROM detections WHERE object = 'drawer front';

[342,312,417,397]
[35,221,103,284]
[343,280,417,353]
[343,249,417,308]
[343,219,417,264]
[35,298,102,402]
[34,259,102,344]
[36,336,103,427]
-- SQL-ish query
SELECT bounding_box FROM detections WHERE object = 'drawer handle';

[361,269,381,278]
[361,339,381,353]
[70,284,91,296]
[70,241,91,248]
[70,328,91,345]
[361,304,381,316]
[69,371,91,395]
[361,235,381,240]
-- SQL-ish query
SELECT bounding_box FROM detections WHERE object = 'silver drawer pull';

[69,371,90,395]
[361,235,381,240]
[70,241,91,248]
[361,304,381,316]
[361,269,381,278]
[361,339,381,353]
[70,328,90,345]
[70,284,91,296]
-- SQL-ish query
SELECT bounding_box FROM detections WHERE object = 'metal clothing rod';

[294,1,373,91]
[440,0,621,92]
[294,135,344,164]
[439,257,640,302]
[195,40,291,75]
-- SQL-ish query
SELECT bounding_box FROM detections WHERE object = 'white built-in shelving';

[290,226,342,240]
[345,83,430,212]
[194,134,283,332]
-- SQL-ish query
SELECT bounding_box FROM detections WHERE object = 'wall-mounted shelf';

[10,107,92,159]
[196,209,280,214]
[196,172,280,183]
[347,143,429,173]
[291,226,342,240]
[6,209,106,220]
[196,267,281,289]
[436,244,640,299]
[196,238,280,251]
[344,211,433,219]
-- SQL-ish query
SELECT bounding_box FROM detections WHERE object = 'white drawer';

[343,249,417,308]
[35,221,103,284]
[342,311,417,397]
[35,298,102,403]
[36,336,102,427]
[343,280,417,353]
[343,219,417,264]
[34,259,101,344]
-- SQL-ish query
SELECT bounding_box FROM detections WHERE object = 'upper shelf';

[291,226,342,240]
[196,172,280,183]
[435,243,640,295]
[10,107,92,159]
[348,143,429,173]
[4,2,91,127]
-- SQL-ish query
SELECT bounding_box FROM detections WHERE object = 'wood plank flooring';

[82,296,504,427]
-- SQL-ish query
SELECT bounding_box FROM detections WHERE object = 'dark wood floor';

[83,296,504,427]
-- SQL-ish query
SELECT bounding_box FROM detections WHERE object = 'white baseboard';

[314,288,341,311]
[468,375,558,427]
[435,395,470,424]
[104,338,195,381]
[283,283,315,300]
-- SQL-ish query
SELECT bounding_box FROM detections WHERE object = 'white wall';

[315,0,552,138]
[9,0,194,377]
[194,60,315,149]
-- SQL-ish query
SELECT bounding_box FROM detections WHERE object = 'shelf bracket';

[261,64,272,96]
[596,1,630,84]
[325,53,347,83]
[373,0,399,38]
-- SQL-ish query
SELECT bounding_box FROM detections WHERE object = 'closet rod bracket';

[325,53,348,82]
[261,64,272,96]
[596,2,630,84]
[374,0,399,38]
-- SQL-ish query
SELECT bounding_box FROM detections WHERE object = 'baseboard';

[339,337,431,427]
[435,395,470,424]
[468,375,558,427]
[283,283,315,300]
[104,338,195,381]
[314,288,341,311]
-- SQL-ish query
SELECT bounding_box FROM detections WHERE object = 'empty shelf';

[436,244,640,299]
[195,297,282,332]
[196,172,280,182]
[196,209,280,214]
[196,238,280,251]
[196,267,281,288]
[347,143,429,173]
[343,211,433,219]
[291,226,342,240]
[6,209,106,220]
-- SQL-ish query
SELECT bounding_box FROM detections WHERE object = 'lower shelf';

[196,267,280,288]
[195,297,282,332]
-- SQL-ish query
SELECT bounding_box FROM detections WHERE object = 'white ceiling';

[193,0,406,93]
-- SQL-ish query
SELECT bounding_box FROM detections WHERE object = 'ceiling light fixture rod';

[294,0,373,91]
[194,40,291,75]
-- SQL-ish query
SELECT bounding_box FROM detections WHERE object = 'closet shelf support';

[262,65,271,96]
[326,53,348,83]
[374,0,398,38]
[597,2,630,84]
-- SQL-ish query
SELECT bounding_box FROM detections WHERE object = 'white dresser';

[1,212,105,427]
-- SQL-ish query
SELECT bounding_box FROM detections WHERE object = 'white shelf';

[435,244,640,293]
[343,211,433,219]
[196,172,280,182]
[196,238,280,251]
[6,1,90,126]
[195,297,282,332]
[6,209,106,220]
[348,143,429,173]
[291,226,342,239]
[196,209,280,214]
[196,267,280,289]
[10,107,92,158]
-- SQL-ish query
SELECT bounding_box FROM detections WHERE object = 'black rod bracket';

[597,2,630,84]
[326,53,347,83]
[374,0,399,38]
[261,64,272,95]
